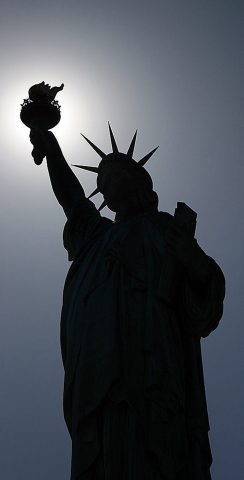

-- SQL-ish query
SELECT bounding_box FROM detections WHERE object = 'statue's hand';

[164,221,210,283]
[29,128,49,165]
[29,128,59,165]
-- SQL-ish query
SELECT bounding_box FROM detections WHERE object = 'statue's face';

[97,164,137,212]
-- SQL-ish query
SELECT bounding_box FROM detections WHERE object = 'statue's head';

[74,124,159,215]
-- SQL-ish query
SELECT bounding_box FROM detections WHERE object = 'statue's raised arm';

[21,81,85,217]
[30,128,85,217]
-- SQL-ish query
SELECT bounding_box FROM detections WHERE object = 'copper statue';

[24,97,225,480]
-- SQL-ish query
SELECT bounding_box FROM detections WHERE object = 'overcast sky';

[0,0,243,478]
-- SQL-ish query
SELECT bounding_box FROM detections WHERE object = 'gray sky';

[0,0,243,478]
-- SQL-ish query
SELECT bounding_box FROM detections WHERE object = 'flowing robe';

[61,198,225,480]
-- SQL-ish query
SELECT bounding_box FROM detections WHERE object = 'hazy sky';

[0,0,243,478]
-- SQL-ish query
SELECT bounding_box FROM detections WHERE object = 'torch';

[20,81,64,165]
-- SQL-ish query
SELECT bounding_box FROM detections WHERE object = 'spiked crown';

[73,123,158,210]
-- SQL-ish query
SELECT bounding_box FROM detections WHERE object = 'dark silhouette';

[29,124,225,480]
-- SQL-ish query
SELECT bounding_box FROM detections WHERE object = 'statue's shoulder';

[158,210,173,221]
[147,210,173,233]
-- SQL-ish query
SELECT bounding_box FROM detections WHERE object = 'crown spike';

[72,164,99,173]
[88,188,100,198]
[81,133,106,158]
[127,130,137,158]
[98,200,107,211]
[108,123,119,153]
[138,146,159,167]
